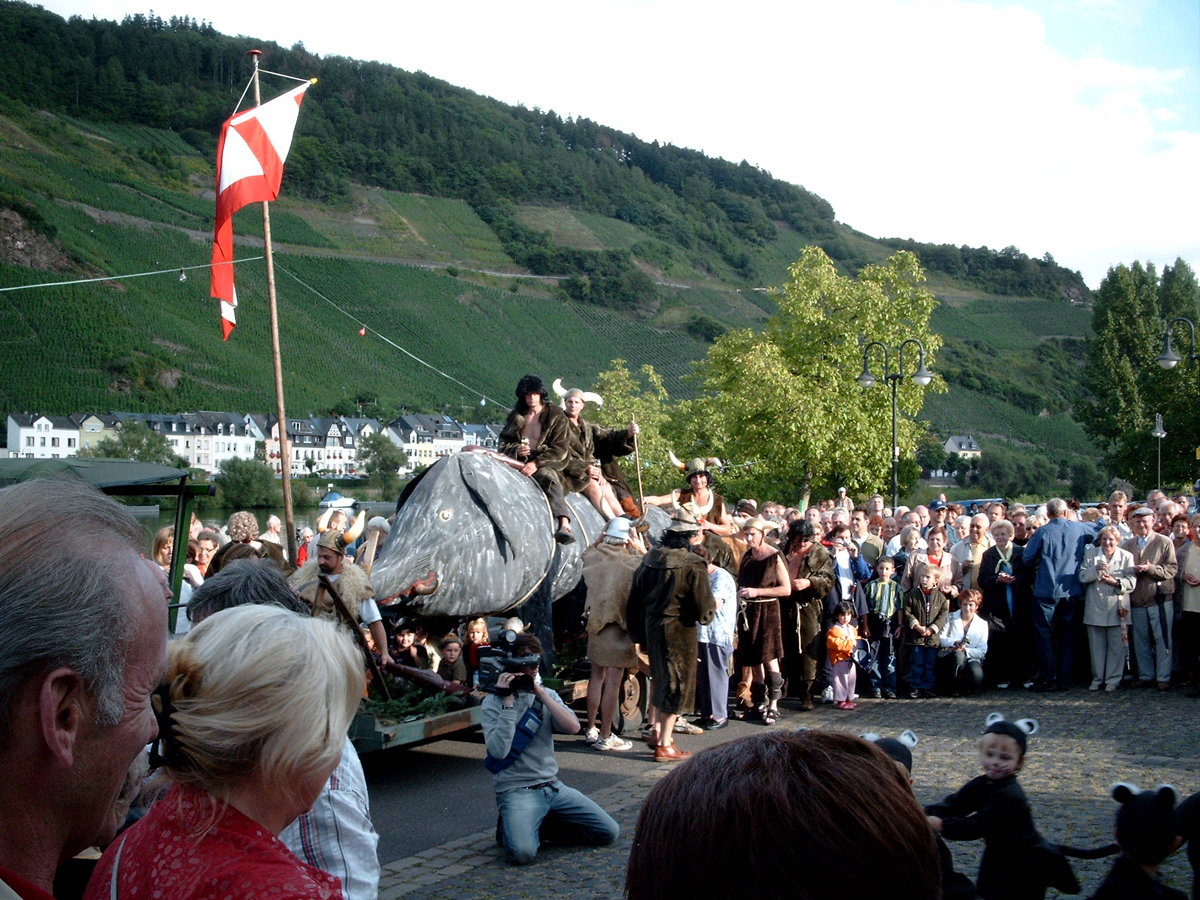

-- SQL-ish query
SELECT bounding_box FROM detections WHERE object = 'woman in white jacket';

[1078,525,1136,692]
[937,588,988,695]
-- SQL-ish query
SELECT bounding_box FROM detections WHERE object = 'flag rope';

[0,257,264,293]
[275,264,498,409]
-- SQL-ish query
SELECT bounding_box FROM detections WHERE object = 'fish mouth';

[378,571,439,607]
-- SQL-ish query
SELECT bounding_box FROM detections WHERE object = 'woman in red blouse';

[85,605,362,900]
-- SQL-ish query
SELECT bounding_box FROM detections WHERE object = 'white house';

[943,435,982,459]
[6,414,80,459]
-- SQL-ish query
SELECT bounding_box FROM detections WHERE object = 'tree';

[592,360,675,495]
[214,457,281,508]
[1078,259,1200,492]
[78,421,188,468]
[358,432,407,501]
[674,247,943,507]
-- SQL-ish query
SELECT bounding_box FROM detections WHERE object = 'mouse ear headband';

[861,729,919,772]
[983,712,1038,753]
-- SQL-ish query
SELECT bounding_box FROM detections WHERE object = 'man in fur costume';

[557,382,640,522]
[781,519,836,712]
[581,517,644,751]
[290,528,392,667]
[626,514,717,762]
[499,374,575,544]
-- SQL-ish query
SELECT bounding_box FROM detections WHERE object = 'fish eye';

[439,508,453,522]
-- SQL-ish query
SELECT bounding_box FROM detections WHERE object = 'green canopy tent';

[0,458,213,631]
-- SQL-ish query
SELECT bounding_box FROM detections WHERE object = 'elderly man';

[1122,507,1178,690]
[1022,497,1105,691]
[952,514,992,591]
[189,561,381,900]
[0,479,168,897]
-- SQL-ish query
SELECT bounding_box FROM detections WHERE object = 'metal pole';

[249,50,297,566]
[891,375,899,510]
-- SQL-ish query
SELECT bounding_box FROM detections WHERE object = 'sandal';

[763,709,778,725]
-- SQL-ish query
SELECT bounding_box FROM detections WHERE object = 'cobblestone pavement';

[377,689,1200,899]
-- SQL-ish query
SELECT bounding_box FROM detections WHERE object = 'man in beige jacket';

[1121,506,1178,689]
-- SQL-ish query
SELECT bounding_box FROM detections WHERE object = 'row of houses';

[5,411,503,477]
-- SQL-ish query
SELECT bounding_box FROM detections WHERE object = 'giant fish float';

[369,448,670,641]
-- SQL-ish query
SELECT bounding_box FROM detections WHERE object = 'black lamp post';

[1155,316,1199,489]
[1151,413,1166,492]
[858,338,933,510]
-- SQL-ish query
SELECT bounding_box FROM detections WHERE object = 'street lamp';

[858,338,934,510]
[1151,413,1166,492]
[1155,316,1199,488]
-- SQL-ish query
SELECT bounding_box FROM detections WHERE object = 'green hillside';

[0,0,1107,487]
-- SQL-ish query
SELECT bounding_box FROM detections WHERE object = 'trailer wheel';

[614,670,642,734]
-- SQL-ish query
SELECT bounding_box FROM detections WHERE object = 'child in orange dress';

[827,601,859,710]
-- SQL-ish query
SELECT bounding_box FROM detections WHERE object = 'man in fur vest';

[290,529,393,667]
[626,514,716,762]
[499,374,575,544]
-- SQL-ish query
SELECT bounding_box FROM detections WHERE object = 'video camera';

[476,629,541,696]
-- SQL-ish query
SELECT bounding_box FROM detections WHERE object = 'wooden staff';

[248,48,297,567]
[360,527,381,576]
[632,414,646,516]
[318,574,390,700]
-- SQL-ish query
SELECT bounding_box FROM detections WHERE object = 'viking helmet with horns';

[669,451,723,483]
[552,378,604,407]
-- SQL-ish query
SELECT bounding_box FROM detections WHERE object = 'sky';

[34,0,1200,287]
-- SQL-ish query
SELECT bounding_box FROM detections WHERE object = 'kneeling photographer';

[480,631,620,865]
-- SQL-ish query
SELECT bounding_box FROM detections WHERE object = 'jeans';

[495,780,619,865]
[695,642,732,721]
[1032,594,1079,687]
[867,629,897,693]
[909,645,937,691]
[1131,601,1174,684]
[936,649,984,694]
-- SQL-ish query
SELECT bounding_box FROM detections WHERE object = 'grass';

[920,385,1096,454]
[930,297,1093,351]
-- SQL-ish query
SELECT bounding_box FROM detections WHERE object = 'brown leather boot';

[735,681,754,710]
[799,680,815,712]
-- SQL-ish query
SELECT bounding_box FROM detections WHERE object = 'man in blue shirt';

[1022,498,1104,691]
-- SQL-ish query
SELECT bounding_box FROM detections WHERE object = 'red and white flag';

[211,81,311,340]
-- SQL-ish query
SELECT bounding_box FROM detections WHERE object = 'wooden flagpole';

[248,49,298,566]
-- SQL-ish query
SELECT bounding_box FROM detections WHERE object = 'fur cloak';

[627,547,717,715]
[289,560,374,623]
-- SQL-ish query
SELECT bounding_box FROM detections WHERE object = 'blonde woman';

[85,605,361,899]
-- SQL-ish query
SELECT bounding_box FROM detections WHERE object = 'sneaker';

[584,727,600,745]
[821,686,834,704]
[882,690,897,700]
[1088,681,1102,691]
[868,689,882,699]
[673,720,704,735]
[595,734,633,751]
[996,682,1010,690]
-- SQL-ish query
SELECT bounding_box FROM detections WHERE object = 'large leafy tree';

[1077,259,1199,492]
[214,457,281,508]
[591,359,676,495]
[674,247,943,507]
[358,432,408,502]
[78,421,189,469]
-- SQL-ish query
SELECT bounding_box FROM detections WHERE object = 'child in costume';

[827,601,859,710]
[864,729,980,900]
[926,713,1079,900]
[1090,783,1186,899]
[437,634,469,685]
